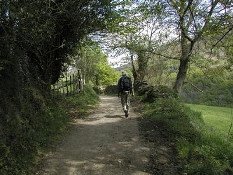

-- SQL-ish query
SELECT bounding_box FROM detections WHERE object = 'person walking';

[117,71,133,118]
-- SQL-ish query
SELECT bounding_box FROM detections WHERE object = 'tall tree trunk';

[130,52,137,80]
[137,52,149,82]
[173,36,195,93]
[173,57,189,93]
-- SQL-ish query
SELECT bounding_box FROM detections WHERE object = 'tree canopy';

[72,39,119,86]
[99,0,233,92]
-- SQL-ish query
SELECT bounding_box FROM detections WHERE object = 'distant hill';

[115,62,132,71]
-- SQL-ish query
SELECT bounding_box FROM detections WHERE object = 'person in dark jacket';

[117,71,133,117]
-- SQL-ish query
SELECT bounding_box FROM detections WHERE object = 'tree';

[138,0,233,93]
[100,9,162,82]
[72,40,119,86]
[0,1,116,173]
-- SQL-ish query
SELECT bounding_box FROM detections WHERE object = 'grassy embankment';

[0,84,99,175]
[63,84,99,118]
[138,92,233,174]
[187,104,233,137]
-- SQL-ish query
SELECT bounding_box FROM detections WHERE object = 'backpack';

[121,76,131,91]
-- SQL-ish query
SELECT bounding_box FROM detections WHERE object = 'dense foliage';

[0,84,99,174]
[0,0,232,174]
[1,0,113,85]
[0,1,114,174]
[182,65,233,107]
[0,91,68,174]
[141,38,233,107]
[72,40,120,87]
[104,0,233,92]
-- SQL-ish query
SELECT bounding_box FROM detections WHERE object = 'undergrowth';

[141,97,233,174]
[64,84,99,118]
[0,84,99,175]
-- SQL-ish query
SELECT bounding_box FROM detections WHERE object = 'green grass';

[140,98,233,174]
[64,84,99,117]
[187,104,233,136]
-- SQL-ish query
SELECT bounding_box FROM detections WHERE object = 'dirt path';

[38,96,152,175]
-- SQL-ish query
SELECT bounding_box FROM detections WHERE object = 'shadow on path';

[38,96,152,175]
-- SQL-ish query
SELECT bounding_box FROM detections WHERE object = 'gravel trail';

[38,96,152,175]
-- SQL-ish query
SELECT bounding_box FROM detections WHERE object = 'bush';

[0,89,69,174]
[104,85,118,95]
[0,84,99,174]
[182,67,233,107]
[0,86,70,175]
[143,98,203,142]
[73,84,99,106]
[141,97,233,174]
[178,133,233,174]
[143,85,178,103]
[137,83,178,103]
[93,86,103,94]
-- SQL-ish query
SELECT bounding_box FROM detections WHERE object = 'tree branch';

[194,0,218,42]
[185,81,204,92]
[212,25,233,49]
[150,52,180,60]
[178,0,195,42]
[183,0,194,16]
[189,5,198,33]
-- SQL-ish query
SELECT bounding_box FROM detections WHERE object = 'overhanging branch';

[150,52,180,60]
[212,25,233,49]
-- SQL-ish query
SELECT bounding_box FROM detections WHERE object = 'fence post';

[54,84,58,95]
[50,72,84,96]
[77,69,83,92]
[72,74,75,94]
[62,79,64,95]
[69,75,72,94]
[66,75,68,96]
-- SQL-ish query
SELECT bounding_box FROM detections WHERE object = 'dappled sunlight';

[40,96,151,175]
[76,116,123,125]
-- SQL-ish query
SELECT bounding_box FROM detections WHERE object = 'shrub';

[0,87,69,174]
[135,81,178,103]
[142,85,178,103]
[93,86,103,94]
[143,98,203,142]
[177,133,233,174]
[0,84,99,174]
[64,84,99,117]
[182,67,233,107]
[141,97,233,174]
[104,85,118,95]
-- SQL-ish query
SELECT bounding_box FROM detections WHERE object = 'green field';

[187,104,233,136]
